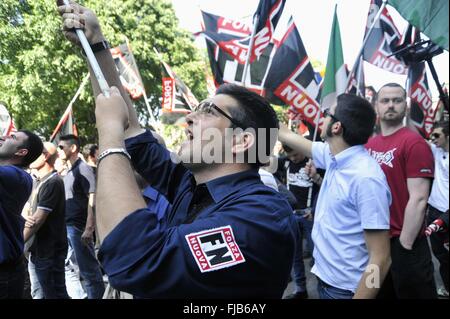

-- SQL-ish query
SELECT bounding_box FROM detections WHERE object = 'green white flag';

[388,0,449,51]
[321,5,347,110]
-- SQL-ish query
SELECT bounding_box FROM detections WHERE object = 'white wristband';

[97,148,131,165]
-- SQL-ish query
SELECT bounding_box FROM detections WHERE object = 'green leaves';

[0,0,207,142]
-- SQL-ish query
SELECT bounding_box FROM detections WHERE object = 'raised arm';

[56,0,143,139]
[277,123,313,159]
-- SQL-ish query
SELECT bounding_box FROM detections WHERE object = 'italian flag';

[321,5,347,110]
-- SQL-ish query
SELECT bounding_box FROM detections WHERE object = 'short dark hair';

[59,134,80,152]
[17,130,44,167]
[334,94,376,146]
[375,83,407,101]
[434,120,449,137]
[82,143,98,158]
[215,83,279,167]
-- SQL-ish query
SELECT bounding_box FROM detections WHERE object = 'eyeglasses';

[378,97,405,104]
[323,109,342,123]
[193,101,243,128]
[57,145,65,150]
[431,133,442,139]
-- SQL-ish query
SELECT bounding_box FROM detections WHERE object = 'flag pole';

[242,14,259,88]
[345,0,388,90]
[50,73,90,142]
[62,0,110,97]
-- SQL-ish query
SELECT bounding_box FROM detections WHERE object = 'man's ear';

[332,122,344,135]
[70,144,78,153]
[14,148,29,158]
[231,131,255,154]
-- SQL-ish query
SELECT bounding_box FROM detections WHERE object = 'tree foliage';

[0,0,207,142]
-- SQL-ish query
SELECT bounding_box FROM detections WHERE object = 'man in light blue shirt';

[279,94,391,299]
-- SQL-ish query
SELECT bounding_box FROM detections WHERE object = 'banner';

[363,0,407,75]
[110,42,145,99]
[264,19,322,128]
[202,11,276,95]
[50,106,78,143]
[0,103,17,136]
[346,55,366,98]
[159,57,198,113]
[161,77,176,112]
[201,1,284,66]
[250,0,286,61]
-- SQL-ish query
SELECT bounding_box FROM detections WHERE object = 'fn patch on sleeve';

[185,225,245,273]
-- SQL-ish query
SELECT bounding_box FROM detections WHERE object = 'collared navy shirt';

[0,165,32,264]
[98,130,298,298]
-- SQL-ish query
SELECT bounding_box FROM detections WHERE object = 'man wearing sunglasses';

[279,94,391,299]
[366,83,436,299]
[57,1,297,298]
[426,120,449,297]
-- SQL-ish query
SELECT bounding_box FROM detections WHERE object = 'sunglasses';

[323,109,345,128]
[57,145,65,150]
[431,133,442,139]
[193,101,243,128]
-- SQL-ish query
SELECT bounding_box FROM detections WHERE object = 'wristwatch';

[90,40,110,53]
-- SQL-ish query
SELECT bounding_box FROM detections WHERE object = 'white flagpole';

[242,15,259,88]
[345,0,388,90]
[63,0,110,97]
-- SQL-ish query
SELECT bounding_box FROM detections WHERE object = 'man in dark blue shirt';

[58,1,297,298]
[0,130,43,298]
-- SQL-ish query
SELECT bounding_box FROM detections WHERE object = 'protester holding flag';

[0,130,43,299]
[279,94,391,299]
[57,1,297,298]
[366,83,437,299]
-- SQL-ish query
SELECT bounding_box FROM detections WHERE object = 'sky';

[170,0,449,100]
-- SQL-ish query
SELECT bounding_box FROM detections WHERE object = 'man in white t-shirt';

[427,120,449,297]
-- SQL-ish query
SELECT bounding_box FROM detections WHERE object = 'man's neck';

[328,138,350,156]
[192,163,251,185]
[36,164,54,179]
[69,154,79,166]
[380,121,403,136]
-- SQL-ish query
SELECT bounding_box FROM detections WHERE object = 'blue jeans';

[29,249,70,299]
[292,214,314,292]
[317,278,354,299]
[66,225,105,299]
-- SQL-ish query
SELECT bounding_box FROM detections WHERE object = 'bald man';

[24,142,70,299]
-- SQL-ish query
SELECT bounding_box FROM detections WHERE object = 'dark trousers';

[427,205,449,291]
[0,256,25,299]
[378,236,437,299]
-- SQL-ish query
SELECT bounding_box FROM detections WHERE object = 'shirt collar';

[68,158,82,172]
[332,145,367,168]
[198,169,262,203]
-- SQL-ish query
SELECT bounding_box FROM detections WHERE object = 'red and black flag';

[201,0,285,65]
[159,57,198,113]
[346,55,365,97]
[403,25,436,138]
[110,42,145,100]
[50,105,78,143]
[264,18,322,128]
[250,0,286,61]
[0,102,17,136]
[362,0,407,75]
[202,11,276,96]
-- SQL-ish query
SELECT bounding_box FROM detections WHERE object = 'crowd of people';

[0,1,448,299]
